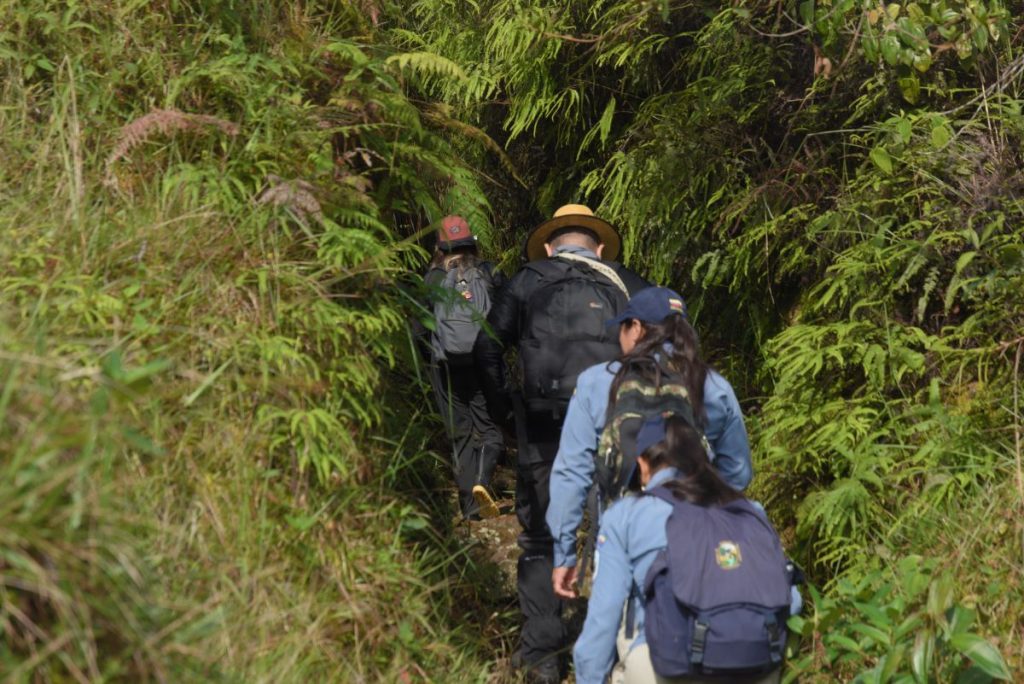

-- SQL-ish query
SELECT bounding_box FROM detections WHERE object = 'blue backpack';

[642,487,792,678]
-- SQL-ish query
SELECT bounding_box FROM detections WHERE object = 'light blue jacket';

[573,467,680,684]
[546,361,753,568]
[573,469,803,684]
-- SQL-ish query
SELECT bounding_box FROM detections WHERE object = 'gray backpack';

[431,264,493,363]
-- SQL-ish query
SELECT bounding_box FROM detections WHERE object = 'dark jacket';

[474,248,648,425]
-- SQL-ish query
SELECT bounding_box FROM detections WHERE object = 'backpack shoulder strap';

[552,252,630,299]
[723,499,785,539]
[644,485,676,505]
[424,266,446,286]
[522,257,570,279]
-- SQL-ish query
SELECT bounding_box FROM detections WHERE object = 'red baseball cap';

[437,215,478,251]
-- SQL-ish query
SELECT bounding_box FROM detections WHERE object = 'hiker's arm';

[572,512,631,684]
[547,370,602,568]
[473,272,519,426]
[703,371,753,491]
[489,263,509,292]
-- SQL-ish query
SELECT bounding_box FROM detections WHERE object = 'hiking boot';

[524,658,560,684]
[509,649,561,684]
[471,485,500,519]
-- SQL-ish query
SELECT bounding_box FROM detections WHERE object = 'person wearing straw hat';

[474,204,648,682]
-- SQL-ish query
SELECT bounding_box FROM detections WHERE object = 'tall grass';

[0,1,502,680]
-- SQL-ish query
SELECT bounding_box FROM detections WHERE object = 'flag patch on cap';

[669,298,684,313]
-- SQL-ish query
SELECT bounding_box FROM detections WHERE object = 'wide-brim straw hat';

[525,204,621,262]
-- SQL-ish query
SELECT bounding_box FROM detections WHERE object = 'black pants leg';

[429,361,504,517]
[515,412,564,666]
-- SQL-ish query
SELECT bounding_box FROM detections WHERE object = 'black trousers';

[515,409,565,666]
[429,360,503,517]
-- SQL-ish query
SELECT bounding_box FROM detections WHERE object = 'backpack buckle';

[690,620,709,666]
[765,613,784,664]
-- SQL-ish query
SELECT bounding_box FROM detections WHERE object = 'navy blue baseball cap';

[635,415,668,457]
[606,286,688,328]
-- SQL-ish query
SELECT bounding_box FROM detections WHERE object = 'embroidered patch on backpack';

[715,541,742,570]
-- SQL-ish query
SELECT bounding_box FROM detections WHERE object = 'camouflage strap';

[576,485,600,593]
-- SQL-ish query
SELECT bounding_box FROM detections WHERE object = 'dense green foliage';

[0,1,498,680]
[3,0,1023,681]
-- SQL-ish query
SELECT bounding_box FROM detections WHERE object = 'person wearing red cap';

[423,215,507,520]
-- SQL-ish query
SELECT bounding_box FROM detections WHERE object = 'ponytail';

[642,416,741,506]
[608,313,709,423]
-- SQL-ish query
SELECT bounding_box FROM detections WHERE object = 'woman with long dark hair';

[547,286,753,598]
[572,415,792,684]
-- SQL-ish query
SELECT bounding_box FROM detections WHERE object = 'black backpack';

[519,256,629,410]
[430,263,493,364]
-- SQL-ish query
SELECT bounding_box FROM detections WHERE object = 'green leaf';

[881,644,907,682]
[799,0,815,25]
[931,123,953,149]
[828,633,866,654]
[182,360,233,407]
[400,515,430,533]
[855,601,894,629]
[896,118,912,144]
[863,35,880,61]
[948,605,977,636]
[285,514,318,532]
[912,629,934,683]
[870,146,893,174]
[948,634,1012,680]
[121,357,173,385]
[898,75,921,103]
[850,622,891,646]
[972,24,989,51]
[894,614,923,640]
[881,34,901,64]
[956,665,997,684]
[598,95,616,145]
[927,574,954,620]
[122,427,165,456]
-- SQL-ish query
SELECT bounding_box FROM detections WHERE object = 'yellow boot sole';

[472,485,500,519]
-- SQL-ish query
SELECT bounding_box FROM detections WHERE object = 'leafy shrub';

[788,556,1012,682]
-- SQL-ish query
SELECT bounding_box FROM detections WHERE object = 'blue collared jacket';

[573,467,680,684]
[546,360,753,568]
[573,468,802,684]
